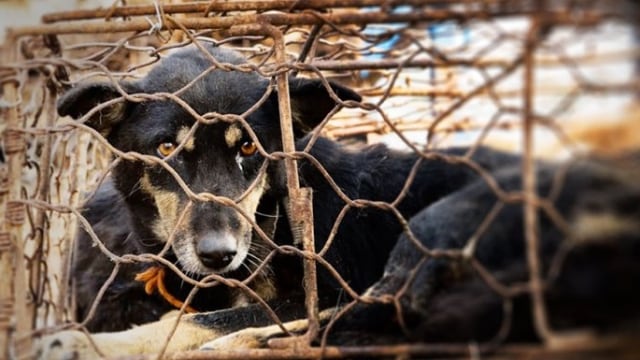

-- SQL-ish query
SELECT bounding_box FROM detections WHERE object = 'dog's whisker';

[254,211,281,218]
[246,252,265,266]
[240,262,253,274]
[125,179,143,199]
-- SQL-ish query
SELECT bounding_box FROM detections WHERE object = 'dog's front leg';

[200,308,338,351]
[36,313,219,360]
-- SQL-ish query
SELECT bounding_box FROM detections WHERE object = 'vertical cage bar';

[0,32,32,359]
[0,34,19,360]
[522,1,553,344]
[228,21,320,344]
[30,77,56,330]
[268,24,320,343]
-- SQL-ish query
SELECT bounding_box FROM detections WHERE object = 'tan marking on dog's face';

[176,126,195,151]
[571,211,640,244]
[224,125,243,148]
[141,174,203,273]
[141,174,184,242]
[222,171,270,273]
[152,191,182,241]
[237,172,269,217]
[140,173,154,195]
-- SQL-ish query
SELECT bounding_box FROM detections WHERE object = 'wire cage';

[1,0,639,359]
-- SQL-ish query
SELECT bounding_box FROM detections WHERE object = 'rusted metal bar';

[164,339,640,359]
[0,161,11,356]
[11,8,603,37]
[358,88,464,97]
[0,36,16,360]
[300,58,514,71]
[298,188,319,343]
[0,32,32,360]
[41,0,448,24]
[0,33,16,358]
[167,343,481,359]
[63,131,91,326]
[521,2,553,344]
[227,23,320,345]
[24,46,59,332]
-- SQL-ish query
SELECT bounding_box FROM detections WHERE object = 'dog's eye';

[239,141,257,157]
[157,142,177,158]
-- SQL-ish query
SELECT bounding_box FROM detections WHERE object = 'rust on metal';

[1,36,32,360]
[41,0,438,24]
[1,0,637,358]
[226,22,321,345]
[12,7,604,36]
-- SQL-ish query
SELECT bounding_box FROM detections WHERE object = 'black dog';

[207,155,640,354]
[324,157,640,345]
[59,44,514,333]
[37,45,640,359]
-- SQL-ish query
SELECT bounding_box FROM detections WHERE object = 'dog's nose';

[196,231,237,270]
[198,249,236,270]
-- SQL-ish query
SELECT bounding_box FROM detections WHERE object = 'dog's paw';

[35,331,102,360]
[199,318,312,351]
[199,326,273,350]
[200,311,335,351]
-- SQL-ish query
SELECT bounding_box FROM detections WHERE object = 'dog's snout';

[196,232,237,271]
[198,249,236,270]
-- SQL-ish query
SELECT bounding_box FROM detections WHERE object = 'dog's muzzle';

[196,230,238,271]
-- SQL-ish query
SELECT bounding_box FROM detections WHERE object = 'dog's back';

[328,153,640,344]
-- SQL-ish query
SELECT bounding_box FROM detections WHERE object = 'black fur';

[58,44,640,348]
[72,180,236,331]
[328,156,640,344]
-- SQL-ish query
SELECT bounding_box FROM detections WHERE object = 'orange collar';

[135,266,198,313]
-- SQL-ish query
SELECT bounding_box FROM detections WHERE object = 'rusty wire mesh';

[1,0,639,359]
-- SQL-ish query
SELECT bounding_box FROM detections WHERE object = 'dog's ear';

[286,78,361,134]
[57,82,133,137]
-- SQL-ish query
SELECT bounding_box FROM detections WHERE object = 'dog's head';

[58,45,360,275]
